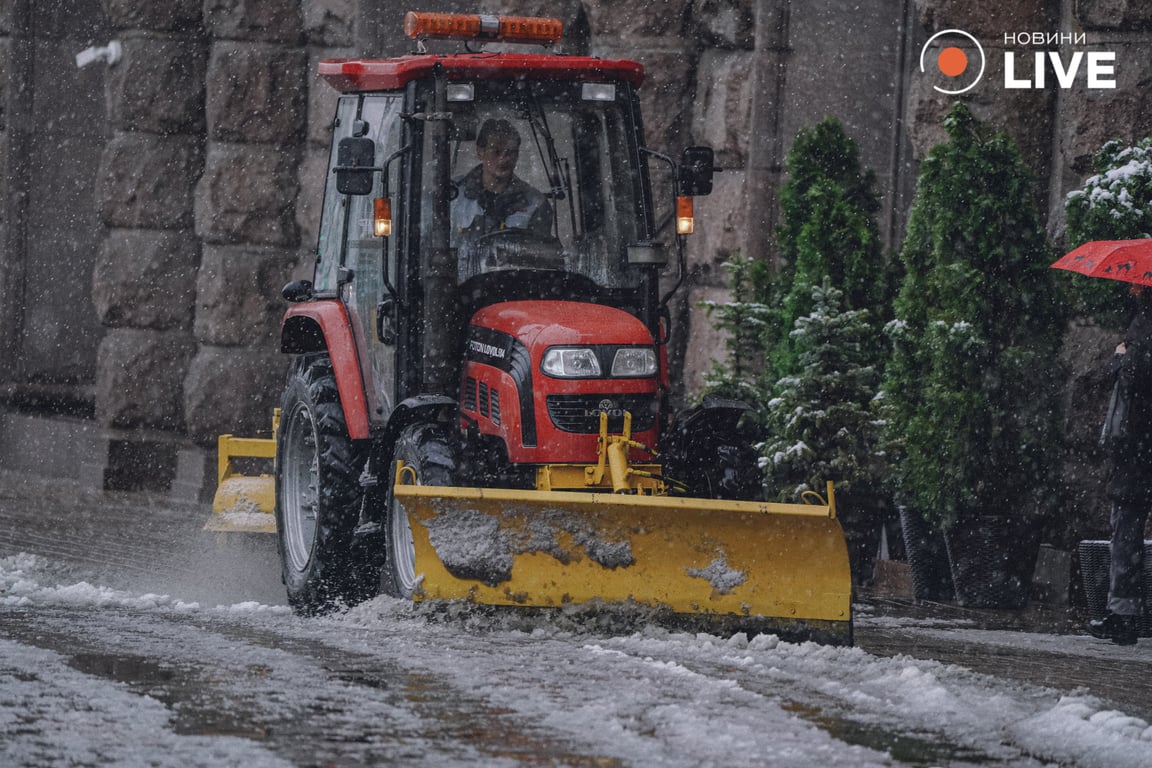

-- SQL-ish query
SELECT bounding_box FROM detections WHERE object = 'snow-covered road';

[3,549,1151,768]
[2,470,1150,766]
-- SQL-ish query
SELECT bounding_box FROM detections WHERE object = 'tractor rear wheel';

[669,434,764,502]
[276,354,379,615]
[381,422,458,599]
[664,400,765,502]
[704,440,765,501]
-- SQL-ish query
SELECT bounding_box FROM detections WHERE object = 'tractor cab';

[305,12,713,429]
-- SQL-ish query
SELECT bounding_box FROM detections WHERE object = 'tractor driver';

[451,118,554,272]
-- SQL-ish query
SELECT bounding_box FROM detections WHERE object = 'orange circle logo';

[937,46,968,77]
[919,30,985,94]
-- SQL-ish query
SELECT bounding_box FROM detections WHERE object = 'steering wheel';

[476,227,532,243]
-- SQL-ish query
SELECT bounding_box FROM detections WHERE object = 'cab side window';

[314,96,360,293]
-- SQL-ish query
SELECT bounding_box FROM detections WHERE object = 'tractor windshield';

[420,80,650,293]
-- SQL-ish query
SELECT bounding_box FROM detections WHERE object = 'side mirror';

[679,146,714,197]
[281,279,313,303]
[335,136,376,195]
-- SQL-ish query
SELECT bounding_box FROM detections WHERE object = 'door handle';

[376,299,396,345]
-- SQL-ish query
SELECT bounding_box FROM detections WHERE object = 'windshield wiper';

[526,89,579,237]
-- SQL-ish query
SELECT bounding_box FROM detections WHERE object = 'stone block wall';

[514,0,916,397]
[90,0,324,447]
[93,4,205,432]
[183,0,309,444]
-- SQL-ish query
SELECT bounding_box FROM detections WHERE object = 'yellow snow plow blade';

[204,412,279,534]
[393,481,853,644]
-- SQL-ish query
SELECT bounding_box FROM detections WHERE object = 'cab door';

[348,95,404,428]
[323,94,404,428]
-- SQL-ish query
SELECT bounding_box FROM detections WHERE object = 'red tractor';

[211,11,851,644]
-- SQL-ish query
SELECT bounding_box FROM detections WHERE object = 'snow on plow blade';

[204,434,277,534]
[393,483,853,645]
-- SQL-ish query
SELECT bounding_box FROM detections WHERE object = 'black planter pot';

[1078,540,1111,621]
[898,506,954,601]
[839,492,886,587]
[943,515,1041,609]
[1077,539,1152,637]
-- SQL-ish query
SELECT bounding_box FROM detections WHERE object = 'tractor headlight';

[542,348,601,378]
[611,347,658,377]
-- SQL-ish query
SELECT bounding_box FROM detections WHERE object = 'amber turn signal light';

[374,197,392,237]
[676,196,695,235]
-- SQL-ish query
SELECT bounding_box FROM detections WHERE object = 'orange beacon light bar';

[403,11,563,45]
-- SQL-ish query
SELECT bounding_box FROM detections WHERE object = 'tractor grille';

[464,377,501,426]
[546,395,656,433]
[463,377,478,412]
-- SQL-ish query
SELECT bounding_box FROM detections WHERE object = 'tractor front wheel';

[381,423,458,599]
[275,355,379,615]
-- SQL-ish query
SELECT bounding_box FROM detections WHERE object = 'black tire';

[692,438,765,502]
[663,400,765,502]
[275,355,379,615]
[380,422,458,599]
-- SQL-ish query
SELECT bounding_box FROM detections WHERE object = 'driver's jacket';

[451,165,552,242]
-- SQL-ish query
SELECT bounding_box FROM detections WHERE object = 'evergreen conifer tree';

[701,252,773,408]
[884,103,1063,533]
[770,118,889,381]
[1067,137,1152,242]
[763,278,885,582]
[1064,137,1152,324]
[703,118,889,418]
[761,279,882,501]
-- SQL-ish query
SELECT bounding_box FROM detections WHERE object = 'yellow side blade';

[205,434,277,533]
[394,485,852,643]
[206,475,276,533]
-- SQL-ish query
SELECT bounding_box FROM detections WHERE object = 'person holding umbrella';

[1093,283,1152,645]
[1054,240,1152,646]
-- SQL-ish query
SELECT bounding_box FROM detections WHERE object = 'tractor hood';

[468,300,653,350]
[462,299,661,465]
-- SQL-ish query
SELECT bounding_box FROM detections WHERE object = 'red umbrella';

[1050,239,1152,287]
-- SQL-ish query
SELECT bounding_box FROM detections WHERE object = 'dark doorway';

[1,0,110,414]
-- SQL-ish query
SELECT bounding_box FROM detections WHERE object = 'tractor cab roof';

[318,54,645,93]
